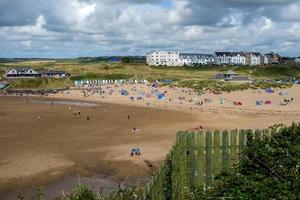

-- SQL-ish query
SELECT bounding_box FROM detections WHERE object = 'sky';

[0,0,300,58]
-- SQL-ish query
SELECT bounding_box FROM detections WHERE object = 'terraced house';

[215,52,246,65]
[146,51,215,66]
[179,53,215,66]
[147,50,276,66]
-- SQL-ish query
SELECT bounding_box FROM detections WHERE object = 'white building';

[179,53,215,66]
[146,51,180,66]
[245,52,261,66]
[295,58,300,63]
[215,52,246,65]
[5,67,39,78]
[262,54,269,65]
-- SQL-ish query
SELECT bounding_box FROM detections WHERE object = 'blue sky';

[0,0,300,58]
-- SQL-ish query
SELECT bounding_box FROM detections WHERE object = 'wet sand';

[0,96,197,199]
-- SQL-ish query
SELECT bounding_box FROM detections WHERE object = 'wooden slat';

[222,130,229,173]
[206,131,213,188]
[213,130,221,178]
[197,131,205,189]
[230,130,238,166]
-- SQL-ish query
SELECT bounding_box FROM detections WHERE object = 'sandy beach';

[0,84,299,199]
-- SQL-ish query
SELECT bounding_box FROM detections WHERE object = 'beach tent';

[195,99,203,105]
[265,100,272,104]
[162,79,173,84]
[265,88,274,93]
[279,91,289,96]
[233,101,242,106]
[204,98,213,103]
[157,93,165,100]
[219,98,224,104]
[120,89,129,96]
[75,80,81,86]
[256,100,262,105]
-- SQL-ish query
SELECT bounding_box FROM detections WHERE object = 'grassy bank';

[10,78,70,89]
[1,59,300,89]
[174,80,292,93]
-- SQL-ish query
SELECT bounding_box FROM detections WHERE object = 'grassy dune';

[1,59,300,89]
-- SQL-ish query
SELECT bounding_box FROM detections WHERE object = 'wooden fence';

[143,129,270,200]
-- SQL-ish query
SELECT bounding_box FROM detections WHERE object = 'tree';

[121,57,130,63]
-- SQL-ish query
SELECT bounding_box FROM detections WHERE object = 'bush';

[206,123,300,199]
[64,184,97,200]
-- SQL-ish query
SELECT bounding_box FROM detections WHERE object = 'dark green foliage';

[176,80,292,93]
[64,184,96,200]
[163,159,173,200]
[208,123,300,199]
[121,57,130,63]
[70,73,133,81]
[17,187,44,200]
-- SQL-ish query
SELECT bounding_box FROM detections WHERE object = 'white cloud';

[21,40,32,48]
[0,0,300,57]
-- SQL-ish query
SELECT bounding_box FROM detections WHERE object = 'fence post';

[255,129,262,141]
[171,142,179,200]
[262,129,270,140]
[197,131,205,190]
[187,132,196,189]
[222,130,229,173]
[238,129,246,157]
[206,131,213,189]
[213,130,221,178]
[230,130,238,166]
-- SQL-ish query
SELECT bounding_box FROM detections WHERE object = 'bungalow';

[213,70,251,81]
[39,70,68,78]
[5,67,39,78]
[5,67,69,79]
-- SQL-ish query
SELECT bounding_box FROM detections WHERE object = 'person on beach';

[128,115,130,120]
[38,116,41,122]
[73,110,77,115]
[87,116,90,120]
[77,110,81,115]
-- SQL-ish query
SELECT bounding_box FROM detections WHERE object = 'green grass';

[70,72,133,81]
[175,80,292,93]
[11,78,70,89]
[1,59,299,89]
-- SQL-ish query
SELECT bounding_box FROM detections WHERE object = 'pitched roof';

[215,52,246,57]
[10,66,33,72]
[224,70,238,75]
[179,53,214,59]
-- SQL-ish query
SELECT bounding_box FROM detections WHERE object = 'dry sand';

[0,84,299,199]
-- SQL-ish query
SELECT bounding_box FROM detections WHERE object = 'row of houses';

[146,51,281,66]
[4,67,68,79]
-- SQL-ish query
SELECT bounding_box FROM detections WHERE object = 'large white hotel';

[146,50,275,66]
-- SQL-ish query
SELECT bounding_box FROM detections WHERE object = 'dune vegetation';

[1,59,300,90]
